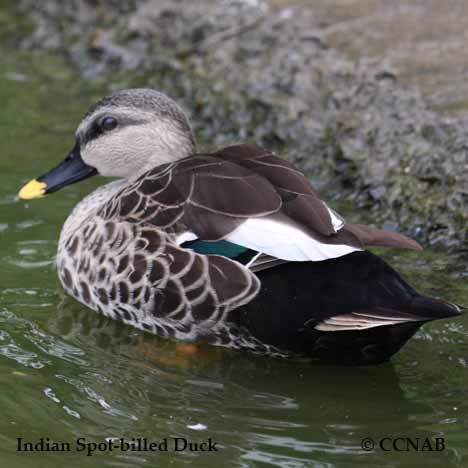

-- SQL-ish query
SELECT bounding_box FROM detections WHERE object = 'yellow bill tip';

[19,179,47,200]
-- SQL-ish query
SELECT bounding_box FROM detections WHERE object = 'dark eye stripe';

[82,121,105,145]
[80,116,146,145]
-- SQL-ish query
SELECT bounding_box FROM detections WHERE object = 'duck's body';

[20,89,463,365]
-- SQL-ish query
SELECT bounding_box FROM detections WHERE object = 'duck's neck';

[58,179,127,249]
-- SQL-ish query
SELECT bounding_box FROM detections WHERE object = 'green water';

[1,10,468,468]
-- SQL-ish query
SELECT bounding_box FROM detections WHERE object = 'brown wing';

[98,145,336,242]
[213,144,421,250]
[214,144,336,236]
[100,154,282,240]
[99,144,421,251]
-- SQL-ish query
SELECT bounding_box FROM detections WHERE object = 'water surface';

[1,8,468,468]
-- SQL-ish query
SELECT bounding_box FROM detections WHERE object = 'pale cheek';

[79,123,181,179]
[81,140,138,178]
[81,142,105,172]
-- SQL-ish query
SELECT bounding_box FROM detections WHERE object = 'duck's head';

[19,88,195,200]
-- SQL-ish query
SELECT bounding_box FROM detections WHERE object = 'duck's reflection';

[52,297,427,415]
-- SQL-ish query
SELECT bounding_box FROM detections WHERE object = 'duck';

[18,88,464,365]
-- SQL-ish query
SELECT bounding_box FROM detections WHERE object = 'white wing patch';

[176,231,198,245]
[226,217,359,262]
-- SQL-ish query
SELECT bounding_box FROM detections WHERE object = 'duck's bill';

[19,143,97,200]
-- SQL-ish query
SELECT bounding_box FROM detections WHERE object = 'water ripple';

[55,374,139,421]
[0,330,51,369]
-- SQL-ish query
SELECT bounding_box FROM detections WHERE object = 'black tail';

[239,251,464,365]
[405,295,462,320]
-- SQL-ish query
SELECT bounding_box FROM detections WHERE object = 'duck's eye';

[101,116,118,131]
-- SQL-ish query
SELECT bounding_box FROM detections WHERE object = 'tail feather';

[343,223,423,251]
[406,296,462,319]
